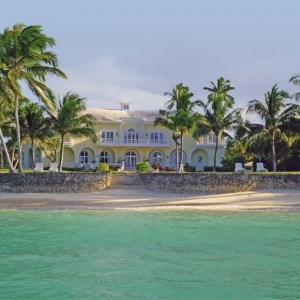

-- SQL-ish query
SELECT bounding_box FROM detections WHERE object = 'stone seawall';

[139,173,300,194]
[0,173,112,193]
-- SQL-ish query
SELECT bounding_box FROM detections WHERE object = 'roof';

[86,108,160,122]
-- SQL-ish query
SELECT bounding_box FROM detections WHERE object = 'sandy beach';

[1,188,300,210]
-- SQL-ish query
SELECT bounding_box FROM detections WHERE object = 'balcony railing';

[63,139,72,146]
[195,139,225,146]
[99,138,169,146]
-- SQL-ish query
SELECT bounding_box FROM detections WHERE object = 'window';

[79,150,90,163]
[151,151,163,165]
[204,134,216,144]
[99,151,110,163]
[124,128,139,143]
[150,131,164,144]
[101,130,114,142]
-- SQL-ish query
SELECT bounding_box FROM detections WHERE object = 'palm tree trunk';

[0,127,15,173]
[213,134,219,172]
[31,139,35,169]
[271,134,276,172]
[179,131,184,172]
[14,94,23,173]
[58,135,64,172]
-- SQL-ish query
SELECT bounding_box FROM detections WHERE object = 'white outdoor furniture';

[234,163,244,172]
[118,163,125,171]
[34,163,44,172]
[256,163,268,172]
[49,163,58,172]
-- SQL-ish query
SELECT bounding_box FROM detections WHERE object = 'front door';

[125,151,137,168]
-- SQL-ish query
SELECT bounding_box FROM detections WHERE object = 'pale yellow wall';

[22,118,224,168]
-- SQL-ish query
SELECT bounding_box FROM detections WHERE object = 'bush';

[204,166,224,172]
[151,162,163,171]
[96,163,110,172]
[183,163,196,172]
[164,166,175,172]
[136,161,152,172]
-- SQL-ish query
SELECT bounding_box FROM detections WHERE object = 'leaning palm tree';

[247,84,300,171]
[0,99,15,173]
[47,92,98,172]
[194,77,242,172]
[0,23,67,173]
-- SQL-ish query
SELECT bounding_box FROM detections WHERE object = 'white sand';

[0,188,300,210]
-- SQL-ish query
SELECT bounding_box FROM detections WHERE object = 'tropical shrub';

[96,163,109,172]
[152,162,163,171]
[136,161,152,172]
[164,166,175,172]
[183,163,196,172]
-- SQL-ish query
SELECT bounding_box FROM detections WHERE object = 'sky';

[1,0,300,119]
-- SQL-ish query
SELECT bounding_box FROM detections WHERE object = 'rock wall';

[0,173,112,193]
[139,173,300,194]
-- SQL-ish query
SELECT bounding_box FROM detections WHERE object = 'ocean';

[1,209,300,299]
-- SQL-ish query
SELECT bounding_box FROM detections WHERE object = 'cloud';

[45,56,167,110]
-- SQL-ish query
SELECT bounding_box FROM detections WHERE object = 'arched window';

[79,150,90,164]
[151,151,163,165]
[99,151,110,163]
[124,128,139,143]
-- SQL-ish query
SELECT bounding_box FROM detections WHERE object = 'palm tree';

[194,77,242,172]
[247,84,300,171]
[20,102,52,169]
[47,92,98,172]
[0,23,67,173]
[0,99,15,173]
[157,83,201,171]
[154,110,180,171]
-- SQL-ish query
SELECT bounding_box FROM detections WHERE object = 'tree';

[47,92,98,172]
[247,84,300,171]
[0,99,15,173]
[156,83,201,171]
[194,77,242,172]
[0,23,67,173]
[154,110,180,171]
[20,102,52,168]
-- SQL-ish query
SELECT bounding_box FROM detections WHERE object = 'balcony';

[99,138,169,147]
[195,139,225,147]
[63,139,73,146]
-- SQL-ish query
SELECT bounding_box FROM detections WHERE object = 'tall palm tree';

[20,102,52,169]
[47,92,98,172]
[247,84,300,171]
[0,23,67,173]
[0,99,15,173]
[157,83,201,171]
[194,77,242,172]
[154,110,180,171]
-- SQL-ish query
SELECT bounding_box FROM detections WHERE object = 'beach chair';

[234,162,244,172]
[34,162,44,172]
[256,163,268,172]
[49,163,58,172]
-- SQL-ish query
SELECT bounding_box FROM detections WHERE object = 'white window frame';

[79,150,91,164]
[100,130,115,142]
[99,151,111,163]
[149,131,164,144]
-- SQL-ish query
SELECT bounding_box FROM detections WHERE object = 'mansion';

[22,102,225,171]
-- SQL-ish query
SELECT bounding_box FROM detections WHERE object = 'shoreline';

[1,188,300,211]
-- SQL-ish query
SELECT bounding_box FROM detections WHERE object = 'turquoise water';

[1,210,300,299]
